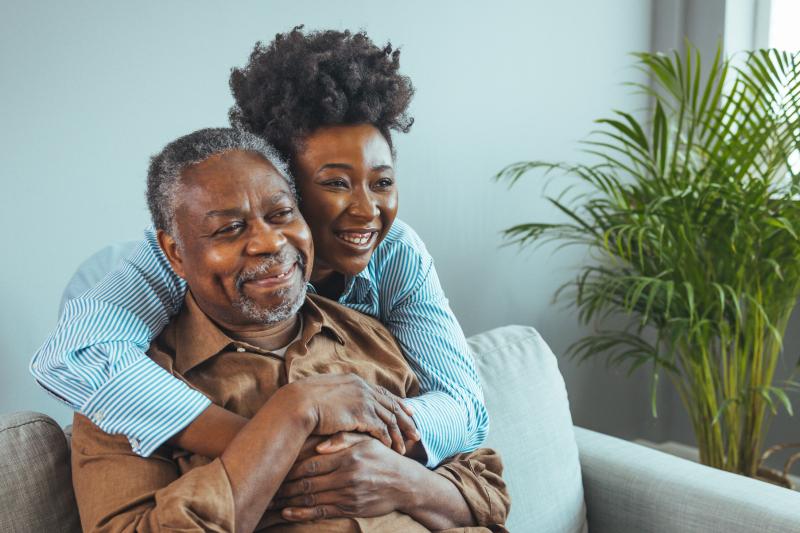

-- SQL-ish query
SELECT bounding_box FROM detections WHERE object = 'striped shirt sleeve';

[378,233,489,467]
[29,229,210,457]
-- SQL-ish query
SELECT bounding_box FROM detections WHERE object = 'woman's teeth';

[338,232,375,245]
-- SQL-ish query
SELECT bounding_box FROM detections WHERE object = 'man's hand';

[288,374,418,454]
[270,433,423,522]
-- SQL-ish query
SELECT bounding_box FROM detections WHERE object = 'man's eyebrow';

[372,164,393,172]
[269,191,293,203]
[204,192,293,217]
[205,208,242,218]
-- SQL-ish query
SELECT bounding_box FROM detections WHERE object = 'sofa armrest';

[0,411,81,533]
[574,427,800,533]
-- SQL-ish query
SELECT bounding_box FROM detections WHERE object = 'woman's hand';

[271,433,420,521]
[287,374,418,454]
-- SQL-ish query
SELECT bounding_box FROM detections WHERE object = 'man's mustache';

[235,250,306,290]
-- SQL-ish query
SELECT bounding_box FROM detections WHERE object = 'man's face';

[160,149,313,329]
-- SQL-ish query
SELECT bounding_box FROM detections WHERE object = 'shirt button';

[130,438,141,451]
[236,346,246,353]
[91,412,104,424]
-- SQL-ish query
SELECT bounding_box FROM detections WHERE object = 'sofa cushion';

[469,325,587,533]
[0,411,81,533]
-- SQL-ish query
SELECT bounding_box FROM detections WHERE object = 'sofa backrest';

[469,325,588,533]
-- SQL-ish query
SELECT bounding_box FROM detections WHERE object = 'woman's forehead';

[300,124,393,169]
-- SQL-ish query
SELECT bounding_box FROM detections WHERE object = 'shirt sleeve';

[29,228,210,457]
[434,447,510,530]
[71,413,236,533]
[379,233,489,467]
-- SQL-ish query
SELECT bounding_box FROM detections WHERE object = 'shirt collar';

[172,292,346,375]
[341,269,374,303]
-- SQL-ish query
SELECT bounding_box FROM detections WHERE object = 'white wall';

[0,0,656,438]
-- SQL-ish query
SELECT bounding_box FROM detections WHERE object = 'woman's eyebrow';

[317,163,393,172]
[318,163,353,172]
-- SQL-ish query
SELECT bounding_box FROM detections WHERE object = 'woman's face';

[294,124,398,282]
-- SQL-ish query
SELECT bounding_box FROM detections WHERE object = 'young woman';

[31,27,488,468]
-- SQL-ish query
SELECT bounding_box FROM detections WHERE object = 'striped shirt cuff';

[81,356,211,457]
[405,391,471,468]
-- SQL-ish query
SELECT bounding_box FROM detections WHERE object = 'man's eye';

[271,208,295,221]
[375,177,394,189]
[216,222,244,235]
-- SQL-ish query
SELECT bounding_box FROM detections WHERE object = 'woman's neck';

[312,270,346,300]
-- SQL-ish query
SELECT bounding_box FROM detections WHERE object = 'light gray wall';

[0,0,657,439]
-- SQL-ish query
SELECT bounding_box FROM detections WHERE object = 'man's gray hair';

[146,127,293,236]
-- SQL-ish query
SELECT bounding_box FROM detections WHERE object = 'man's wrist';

[274,383,317,434]
[396,457,431,514]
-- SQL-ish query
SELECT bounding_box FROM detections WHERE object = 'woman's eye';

[322,178,348,188]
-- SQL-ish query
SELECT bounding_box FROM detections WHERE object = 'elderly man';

[70,128,508,533]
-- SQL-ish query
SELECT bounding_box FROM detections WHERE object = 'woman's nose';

[347,187,380,220]
[245,220,287,255]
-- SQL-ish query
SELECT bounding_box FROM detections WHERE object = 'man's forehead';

[183,150,281,181]
[177,153,293,215]
[203,191,294,218]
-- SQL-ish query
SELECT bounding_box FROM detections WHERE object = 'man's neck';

[224,314,301,352]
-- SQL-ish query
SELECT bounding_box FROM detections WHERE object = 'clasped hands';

[272,374,426,523]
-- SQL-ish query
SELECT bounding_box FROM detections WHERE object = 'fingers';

[373,386,420,446]
[285,452,341,482]
[372,401,405,454]
[275,470,343,500]
[282,503,344,522]
[361,406,393,449]
[316,432,371,454]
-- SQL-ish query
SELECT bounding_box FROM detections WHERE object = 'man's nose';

[245,219,287,256]
[347,186,380,220]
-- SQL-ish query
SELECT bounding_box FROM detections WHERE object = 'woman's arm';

[374,221,490,467]
[31,228,417,459]
[30,228,210,457]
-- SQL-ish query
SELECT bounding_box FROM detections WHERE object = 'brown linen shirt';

[71,293,509,532]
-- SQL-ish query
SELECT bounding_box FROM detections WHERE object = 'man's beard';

[233,250,307,324]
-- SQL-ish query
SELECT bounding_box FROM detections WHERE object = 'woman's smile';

[335,229,380,249]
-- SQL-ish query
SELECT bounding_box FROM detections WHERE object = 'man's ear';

[157,229,187,280]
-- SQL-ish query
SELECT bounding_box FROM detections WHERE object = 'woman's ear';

[157,229,187,280]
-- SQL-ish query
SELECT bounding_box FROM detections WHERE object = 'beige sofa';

[5,325,800,532]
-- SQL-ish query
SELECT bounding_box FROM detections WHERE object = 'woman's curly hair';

[229,26,414,160]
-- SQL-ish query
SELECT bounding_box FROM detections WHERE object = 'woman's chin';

[329,258,371,278]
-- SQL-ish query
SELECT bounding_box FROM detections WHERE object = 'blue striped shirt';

[30,219,488,467]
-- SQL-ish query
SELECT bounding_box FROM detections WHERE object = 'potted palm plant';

[498,45,800,477]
